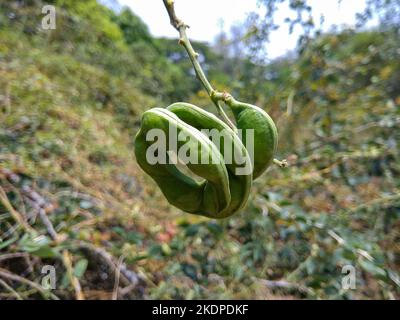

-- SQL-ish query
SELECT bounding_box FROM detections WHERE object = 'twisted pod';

[135,0,279,218]
[134,101,278,219]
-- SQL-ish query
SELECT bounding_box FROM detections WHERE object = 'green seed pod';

[226,100,278,179]
[134,104,252,219]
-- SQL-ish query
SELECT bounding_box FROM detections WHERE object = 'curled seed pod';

[134,104,252,219]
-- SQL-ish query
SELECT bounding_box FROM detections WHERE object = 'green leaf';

[73,259,88,279]
[18,234,58,258]
[30,246,59,258]
[0,236,18,249]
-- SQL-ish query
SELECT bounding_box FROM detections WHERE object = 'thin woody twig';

[0,267,59,300]
[76,242,142,288]
[0,278,23,300]
[0,168,60,242]
[112,255,124,300]
[256,278,312,294]
[162,0,237,130]
[0,186,34,233]
[38,208,58,241]
[62,250,85,300]
[0,252,29,262]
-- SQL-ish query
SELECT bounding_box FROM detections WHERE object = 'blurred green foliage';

[0,0,399,299]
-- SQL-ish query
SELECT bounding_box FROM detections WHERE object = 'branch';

[76,242,143,289]
[62,250,85,300]
[0,167,61,242]
[162,0,236,130]
[0,267,59,300]
[0,186,34,234]
[0,253,29,262]
[256,278,311,295]
[0,278,23,300]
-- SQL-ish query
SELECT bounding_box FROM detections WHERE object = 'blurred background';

[0,0,399,299]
